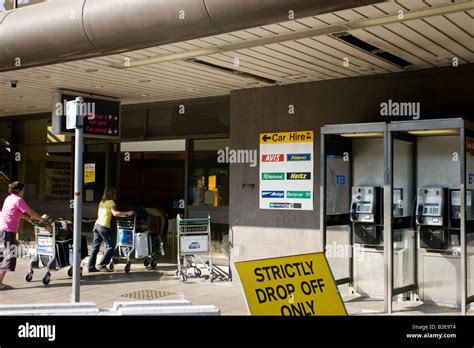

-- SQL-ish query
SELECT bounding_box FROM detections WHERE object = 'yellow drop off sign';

[235,252,347,316]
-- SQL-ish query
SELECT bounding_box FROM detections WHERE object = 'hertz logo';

[286,172,311,180]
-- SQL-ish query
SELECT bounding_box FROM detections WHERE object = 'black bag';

[55,239,71,269]
[81,235,88,259]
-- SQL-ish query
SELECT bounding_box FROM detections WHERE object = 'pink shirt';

[0,194,30,233]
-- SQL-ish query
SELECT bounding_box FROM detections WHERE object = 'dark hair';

[101,186,117,202]
[8,181,24,195]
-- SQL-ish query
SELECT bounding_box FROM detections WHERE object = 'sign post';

[66,97,84,303]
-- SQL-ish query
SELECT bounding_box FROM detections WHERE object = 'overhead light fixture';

[340,132,384,138]
[139,93,150,97]
[187,58,277,85]
[115,48,220,69]
[407,129,458,136]
[139,79,152,83]
[85,68,99,73]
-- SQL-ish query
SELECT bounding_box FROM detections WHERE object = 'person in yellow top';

[88,187,134,273]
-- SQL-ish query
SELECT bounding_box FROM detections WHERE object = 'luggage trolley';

[111,214,162,273]
[176,215,213,283]
[25,219,86,286]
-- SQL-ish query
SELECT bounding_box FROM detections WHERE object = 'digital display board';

[52,91,120,139]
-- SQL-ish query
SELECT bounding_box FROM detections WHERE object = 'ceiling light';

[139,79,152,83]
[340,132,384,138]
[115,48,220,69]
[85,68,99,73]
[93,85,104,89]
[37,75,50,80]
[26,106,36,109]
[140,93,149,97]
[407,129,458,136]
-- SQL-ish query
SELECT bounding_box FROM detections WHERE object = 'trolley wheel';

[175,270,180,278]
[109,262,115,271]
[211,273,218,281]
[24,272,33,282]
[124,262,131,274]
[178,273,187,283]
[150,258,158,269]
[143,258,150,267]
[192,267,201,277]
[42,272,51,286]
[80,267,83,277]
[67,267,73,277]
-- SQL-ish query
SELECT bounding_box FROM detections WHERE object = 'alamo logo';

[18,322,56,342]
[286,172,311,180]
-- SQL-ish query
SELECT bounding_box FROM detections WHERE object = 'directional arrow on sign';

[262,134,271,142]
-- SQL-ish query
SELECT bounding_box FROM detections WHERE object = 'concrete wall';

[229,64,474,265]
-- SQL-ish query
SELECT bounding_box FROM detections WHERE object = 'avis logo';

[262,154,284,162]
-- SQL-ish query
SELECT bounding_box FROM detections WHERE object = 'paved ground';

[0,254,470,316]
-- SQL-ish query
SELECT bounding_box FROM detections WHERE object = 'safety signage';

[259,130,313,210]
[84,163,96,184]
[235,252,347,316]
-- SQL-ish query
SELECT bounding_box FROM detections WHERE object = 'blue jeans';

[88,224,116,270]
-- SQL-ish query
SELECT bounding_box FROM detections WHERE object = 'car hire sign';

[259,130,314,210]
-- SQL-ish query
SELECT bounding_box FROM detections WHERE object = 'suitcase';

[40,239,71,270]
[135,232,150,258]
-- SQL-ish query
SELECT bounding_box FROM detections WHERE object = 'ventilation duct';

[0,0,385,72]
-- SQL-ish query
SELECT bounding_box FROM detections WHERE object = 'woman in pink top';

[0,182,45,291]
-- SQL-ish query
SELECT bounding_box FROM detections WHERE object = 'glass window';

[0,122,12,201]
[188,139,230,207]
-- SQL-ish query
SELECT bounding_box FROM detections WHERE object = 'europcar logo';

[287,153,311,161]
[286,172,311,180]
[262,191,285,198]
[262,154,284,162]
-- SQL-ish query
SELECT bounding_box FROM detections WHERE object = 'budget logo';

[286,153,311,161]
[262,191,285,198]
[286,172,311,180]
[262,172,285,180]
[262,154,284,162]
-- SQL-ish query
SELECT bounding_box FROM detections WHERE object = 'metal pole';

[72,101,84,303]
[320,134,326,252]
[460,126,467,315]
[384,126,393,314]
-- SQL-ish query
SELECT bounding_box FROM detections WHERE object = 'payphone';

[350,186,383,245]
[449,189,474,245]
[415,187,448,250]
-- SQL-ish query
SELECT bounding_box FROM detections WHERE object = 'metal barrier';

[0,300,220,316]
[0,303,99,316]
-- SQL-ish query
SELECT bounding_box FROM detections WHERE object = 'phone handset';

[350,202,358,222]
[416,204,424,225]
